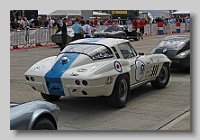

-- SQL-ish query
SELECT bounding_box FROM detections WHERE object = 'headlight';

[175,50,190,58]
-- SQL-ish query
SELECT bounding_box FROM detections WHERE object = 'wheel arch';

[28,111,58,130]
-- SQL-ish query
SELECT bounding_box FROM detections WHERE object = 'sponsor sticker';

[106,77,113,85]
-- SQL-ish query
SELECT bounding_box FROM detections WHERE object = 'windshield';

[157,40,187,50]
[104,26,123,32]
[61,44,114,60]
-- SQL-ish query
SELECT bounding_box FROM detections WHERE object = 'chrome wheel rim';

[158,66,169,84]
[119,79,128,102]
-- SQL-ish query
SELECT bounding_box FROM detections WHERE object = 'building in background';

[10,10,38,21]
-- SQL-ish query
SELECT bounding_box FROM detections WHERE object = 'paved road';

[10,33,190,130]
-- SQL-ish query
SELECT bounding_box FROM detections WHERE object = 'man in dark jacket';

[60,18,68,51]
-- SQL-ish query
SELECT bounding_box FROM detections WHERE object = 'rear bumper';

[27,80,114,97]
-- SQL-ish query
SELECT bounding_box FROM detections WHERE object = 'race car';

[24,38,171,108]
[51,26,74,47]
[94,25,140,41]
[150,34,190,70]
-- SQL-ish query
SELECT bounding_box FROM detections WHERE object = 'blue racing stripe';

[45,53,79,96]
[78,38,107,43]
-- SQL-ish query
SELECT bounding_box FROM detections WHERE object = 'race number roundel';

[114,61,122,73]
[135,60,145,81]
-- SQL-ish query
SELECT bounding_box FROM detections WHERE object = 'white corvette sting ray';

[24,38,171,108]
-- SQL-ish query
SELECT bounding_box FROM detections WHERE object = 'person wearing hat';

[60,17,68,51]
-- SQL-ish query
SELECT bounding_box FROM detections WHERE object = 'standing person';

[53,18,61,33]
[93,17,98,26]
[139,18,146,39]
[132,17,138,31]
[89,20,96,37]
[83,20,92,38]
[126,17,132,26]
[43,18,50,27]
[72,17,84,41]
[118,17,123,25]
[60,18,68,51]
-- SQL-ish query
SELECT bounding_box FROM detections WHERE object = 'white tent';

[48,10,81,16]
[38,10,55,15]
[172,10,190,15]
[93,11,111,16]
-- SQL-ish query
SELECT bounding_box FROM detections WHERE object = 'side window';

[118,43,136,59]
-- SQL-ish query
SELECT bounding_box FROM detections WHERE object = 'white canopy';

[38,10,55,15]
[172,10,190,15]
[93,11,111,16]
[48,10,82,16]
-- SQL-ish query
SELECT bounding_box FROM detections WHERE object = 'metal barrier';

[10,28,56,48]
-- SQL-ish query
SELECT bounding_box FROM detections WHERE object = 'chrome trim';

[130,78,156,89]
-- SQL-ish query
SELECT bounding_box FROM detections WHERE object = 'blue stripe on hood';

[78,38,106,43]
[45,53,79,96]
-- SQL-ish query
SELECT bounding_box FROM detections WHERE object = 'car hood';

[154,49,179,59]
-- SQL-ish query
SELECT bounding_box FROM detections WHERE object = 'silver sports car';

[10,100,60,130]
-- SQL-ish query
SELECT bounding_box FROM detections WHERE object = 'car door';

[118,42,153,85]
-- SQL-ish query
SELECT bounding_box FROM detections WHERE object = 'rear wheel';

[41,93,61,101]
[32,118,56,130]
[56,43,62,48]
[120,34,126,39]
[151,64,170,89]
[134,33,140,41]
[107,74,130,108]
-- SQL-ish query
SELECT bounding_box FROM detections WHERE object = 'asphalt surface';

[10,32,190,131]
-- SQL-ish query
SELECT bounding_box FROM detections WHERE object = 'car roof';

[69,38,129,47]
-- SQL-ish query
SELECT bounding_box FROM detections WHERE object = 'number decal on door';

[135,60,145,81]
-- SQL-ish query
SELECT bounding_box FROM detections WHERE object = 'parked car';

[51,26,74,47]
[24,38,171,108]
[150,34,190,70]
[94,25,140,41]
[10,100,60,130]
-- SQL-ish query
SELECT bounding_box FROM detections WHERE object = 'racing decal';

[45,53,79,96]
[106,77,113,85]
[78,38,106,43]
[114,61,122,73]
[145,64,159,78]
[151,64,159,77]
[135,60,145,81]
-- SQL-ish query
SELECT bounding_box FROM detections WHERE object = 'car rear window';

[61,44,114,60]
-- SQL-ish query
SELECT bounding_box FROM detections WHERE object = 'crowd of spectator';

[10,14,190,30]
[10,14,190,39]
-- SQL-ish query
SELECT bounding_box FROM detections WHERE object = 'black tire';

[57,43,62,48]
[41,93,61,101]
[32,118,56,130]
[151,64,170,89]
[107,74,130,108]
[134,33,140,41]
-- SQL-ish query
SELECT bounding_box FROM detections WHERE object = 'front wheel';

[107,74,130,108]
[41,93,61,101]
[32,118,56,130]
[151,64,170,89]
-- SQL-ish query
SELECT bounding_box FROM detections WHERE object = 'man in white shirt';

[82,20,92,38]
